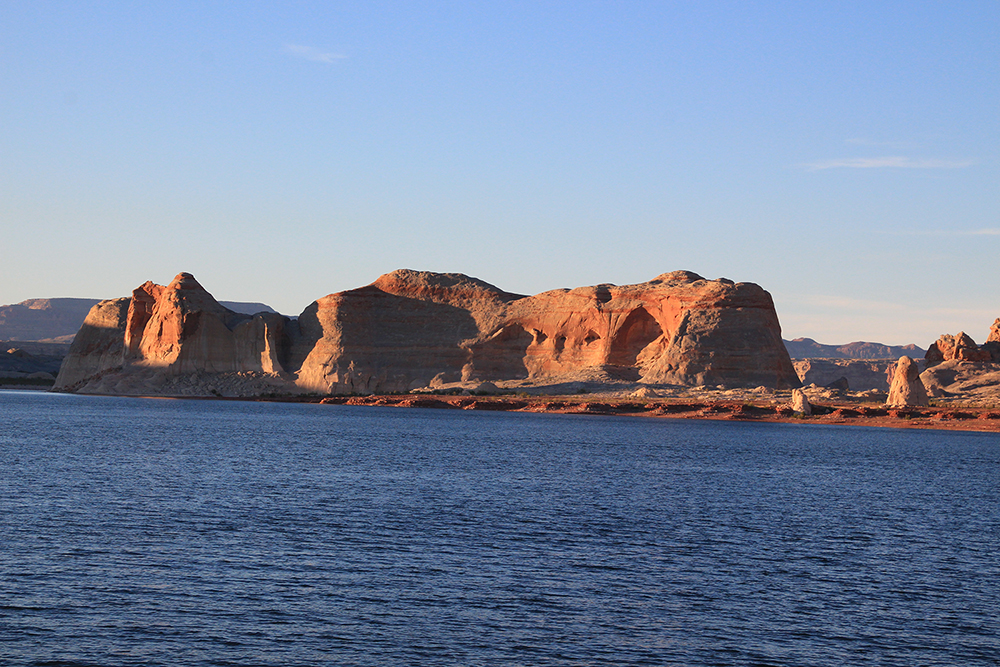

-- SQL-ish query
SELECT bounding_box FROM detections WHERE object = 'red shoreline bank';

[315,395,1000,434]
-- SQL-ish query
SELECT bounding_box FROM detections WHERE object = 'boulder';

[886,356,929,407]
[825,376,850,392]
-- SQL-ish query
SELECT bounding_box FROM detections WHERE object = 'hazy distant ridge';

[784,337,925,360]
[0,297,277,343]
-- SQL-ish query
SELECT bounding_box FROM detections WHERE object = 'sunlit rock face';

[293,269,799,393]
[886,356,930,407]
[55,273,291,394]
[123,273,288,375]
[464,270,798,389]
[56,269,800,396]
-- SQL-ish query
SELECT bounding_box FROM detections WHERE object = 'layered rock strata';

[56,269,800,396]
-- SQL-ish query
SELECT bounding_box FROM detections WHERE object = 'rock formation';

[886,356,929,407]
[989,319,1000,344]
[56,274,292,394]
[56,269,801,396]
[916,319,1000,402]
[925,332,994,365]
[790,388,812,415]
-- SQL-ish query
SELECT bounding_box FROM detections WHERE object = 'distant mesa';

[0,298,99,343]
[54,269,801,396]
[784,337,924,360]
[785,338,927,393]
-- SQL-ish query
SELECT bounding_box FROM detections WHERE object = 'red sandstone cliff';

[56,270,800,396]
[55,273,290,392]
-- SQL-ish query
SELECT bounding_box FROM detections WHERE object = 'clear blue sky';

[2,2,997,345]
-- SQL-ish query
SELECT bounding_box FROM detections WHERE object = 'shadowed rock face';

[56,269,800,396]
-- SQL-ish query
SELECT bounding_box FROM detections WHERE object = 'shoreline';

[8,385,1000,433]
[316,394,1000,433]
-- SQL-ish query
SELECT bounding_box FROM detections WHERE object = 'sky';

[1,1,997,346]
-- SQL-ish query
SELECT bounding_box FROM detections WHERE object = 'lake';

[1,390,998,666]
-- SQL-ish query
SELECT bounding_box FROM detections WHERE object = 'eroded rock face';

[55,273,292,394]
[56,269,800,395]
[925,332,993,365]
[886,356,930,407]
[466,270,798,389]
[123,273,289,375]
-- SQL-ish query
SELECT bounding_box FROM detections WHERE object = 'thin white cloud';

[801,156,975,171]
[285,44,346,64]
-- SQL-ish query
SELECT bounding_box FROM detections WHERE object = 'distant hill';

[784,337,925,360]
[0,298,100,342]
[0,297,277,342]
[219,301,278,316]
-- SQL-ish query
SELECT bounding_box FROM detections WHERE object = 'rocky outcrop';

[54,298,131,388]
[123,274,290,375]
[467,270,798,390]
[56,269,800,396]
[921,360,1000,401]
[0,295,274,344]
[925,332,994,365]
[915,320,1000,403]
[291,271,518,394]
[887,356,929,407]
[989,319,1000,344]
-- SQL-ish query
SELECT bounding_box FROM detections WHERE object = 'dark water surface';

[1,390,999,666]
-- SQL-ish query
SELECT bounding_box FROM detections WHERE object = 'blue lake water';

[1,389,999,666]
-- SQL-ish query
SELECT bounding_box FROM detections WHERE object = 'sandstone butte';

[54,270,801,396]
